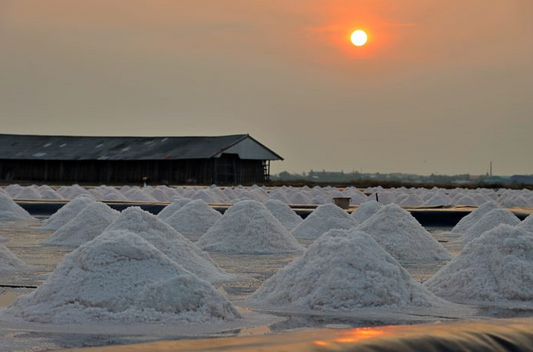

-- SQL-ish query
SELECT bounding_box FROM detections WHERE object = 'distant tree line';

[274,170,471,184]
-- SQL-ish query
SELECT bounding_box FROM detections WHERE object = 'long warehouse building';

[0,134,283,185]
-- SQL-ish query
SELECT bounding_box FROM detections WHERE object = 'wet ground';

[0,219,530,351]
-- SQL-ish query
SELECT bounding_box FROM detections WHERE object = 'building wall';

[0,156,267,185]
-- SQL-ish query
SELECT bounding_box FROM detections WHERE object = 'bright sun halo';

[351,30,368,47]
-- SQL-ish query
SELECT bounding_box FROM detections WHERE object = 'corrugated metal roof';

[0,134,283,161]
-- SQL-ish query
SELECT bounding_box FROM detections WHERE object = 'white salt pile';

[122,187,157,202]
[398,194,424,207]
[149,188,170,202]
[191,189,221,204]
[358,204,451,263]
[264,199,303,231]
[345,189,368,206]
[291,204,357,239]
[425,225,533,302]
[268,192,291,204]
[518,213,533,234]
[157,198,192,220]
[39,187,64,200]
[459,208,520,243]
[197,200,304,254]
[0,193,35,222]
[351,200,381,224]
[288,192,312,205]
[0,230,239,324]
[43,202,120,247]
[248,229,446,311]
[105,207,232,283]
[4,184,22,197]
[454,195,478,207]
[424,193,450,207]
[57,184,93,199]
[40,195,95,231]
[451,202,499,234]
[13,187,42,200]
[0,244,26,273]
[164,200,222,236]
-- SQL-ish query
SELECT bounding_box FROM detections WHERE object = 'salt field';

[1,184,533,351]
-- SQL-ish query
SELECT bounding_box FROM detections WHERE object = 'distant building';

[0,134,283,185]
[510,175,533,185]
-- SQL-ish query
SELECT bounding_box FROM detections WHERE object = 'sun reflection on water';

[314,327,387,346]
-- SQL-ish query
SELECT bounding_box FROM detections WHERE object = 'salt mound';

[451,202,499,234]
[347,191,368,206]
[44,203,120,247]
[157,198,192,220]
[191,189,221,204]
[0,244,26,273]
[268,192,291,204]
[14,187,42,200]
[164,200,222,236]
[291,204,357,239]
[149,188,170,202]
[424,193,450,207]
[288,192,312,205]
[518,213,533,234]
[351,200,381,224]
[0,230,239,324]
[264,199,303,231]
[41,195,95,231]
[39,188,64,200]
[358,204,451,263]
[425,225,533,302]
[398,194,424,207]
[455,195,478,206]
[102,191,128,201]
[197,200,304,254]
[105,207,231,283]
[122,187,157,202]
[249,229,446,311]
[460,208,520,243]
[57,185,93,200]
[4,184,22,197]
[0,193,35,222]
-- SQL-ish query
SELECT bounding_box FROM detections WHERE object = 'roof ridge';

[0,133,248,139]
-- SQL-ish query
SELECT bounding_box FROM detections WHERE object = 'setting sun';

[351,29,368,46]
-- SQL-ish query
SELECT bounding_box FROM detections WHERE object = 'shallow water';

[57,318,533,352]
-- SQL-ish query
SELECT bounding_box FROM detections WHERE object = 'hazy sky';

[1,1,532,176]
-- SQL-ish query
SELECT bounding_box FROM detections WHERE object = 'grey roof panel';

[0,134,283,161]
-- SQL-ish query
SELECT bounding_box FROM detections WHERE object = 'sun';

[351,30,368,47]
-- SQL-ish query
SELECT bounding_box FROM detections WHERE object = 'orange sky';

[1,0,532,175]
